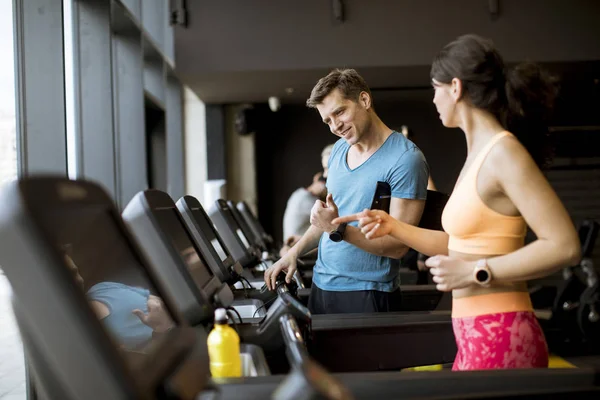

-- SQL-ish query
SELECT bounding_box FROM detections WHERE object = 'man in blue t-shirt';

[264,68,429,314]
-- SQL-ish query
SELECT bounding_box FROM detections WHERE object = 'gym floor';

[0,271,25,400]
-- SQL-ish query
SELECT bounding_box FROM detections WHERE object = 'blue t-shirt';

[87,282,154,349]
[313,132,429,292]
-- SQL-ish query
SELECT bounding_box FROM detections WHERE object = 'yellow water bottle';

[207,308,242,378]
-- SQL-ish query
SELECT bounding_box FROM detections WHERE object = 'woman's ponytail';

[504,62,559,169]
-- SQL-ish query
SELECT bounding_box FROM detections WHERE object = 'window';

[0,1,17,186]
[64,0,77,179]
[0,2,25,399]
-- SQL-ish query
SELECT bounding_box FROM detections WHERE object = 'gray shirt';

[282,188,318,239]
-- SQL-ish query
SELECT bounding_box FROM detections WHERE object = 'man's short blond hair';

[306,68,372,108]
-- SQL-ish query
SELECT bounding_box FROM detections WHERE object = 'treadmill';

[227,200,272,260]
[122,189,273,319]
[176,195,277,305]
[235,200,319,284]
[209,199,305,289]
[122,193,457,373]
[209,368,600,400]
[45,182,568,376]
[236,200,276,254]
[116,190,335,371]
[113,188,455,372]
[0,177,355,399]
[212,285,600,398]
[207,283,600,397]
[225,199,307,290]
[122,190,238,318]
[3,177,599,400]
[209,199,264,274]
[0,177,209,399]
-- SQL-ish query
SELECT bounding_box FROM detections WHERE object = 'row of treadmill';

[0,177,599,399]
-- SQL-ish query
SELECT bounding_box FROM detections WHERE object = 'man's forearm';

[290,225,323,257]
[344,225,409,259]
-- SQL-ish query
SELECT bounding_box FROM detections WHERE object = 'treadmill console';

[176,196,243,285]
[237,201,274,249]
[208,199,258,268]
[123,191,223,324]
[59,212,179,356]
[0,178,209,399]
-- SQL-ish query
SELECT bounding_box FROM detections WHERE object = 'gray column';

[206,105,227,180]
[166,75,184,199]
[112,30,146,208]
[141,0,164,50]
[163,0,175,64]
[143,57,165,107]
[13,0,67,176]
[71,0,116,197]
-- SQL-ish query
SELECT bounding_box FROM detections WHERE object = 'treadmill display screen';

[189,205,232,263]
[236,228,251,249]
[211,238,228,262]
[153,209,214,289]
[242,204,267,238]
[51,209,175,359]
[240,206,263,239]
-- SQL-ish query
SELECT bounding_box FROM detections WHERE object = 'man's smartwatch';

[329,222,347,243]
[473,259,492,287]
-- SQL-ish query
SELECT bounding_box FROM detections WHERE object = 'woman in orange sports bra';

[333,34,581,371]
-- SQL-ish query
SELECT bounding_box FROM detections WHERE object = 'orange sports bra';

[442,131,527,255]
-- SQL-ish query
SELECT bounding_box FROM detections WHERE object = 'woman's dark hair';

[430,34,559,169]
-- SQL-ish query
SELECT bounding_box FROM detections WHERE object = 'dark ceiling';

[181,65,434,104]
[173,0,600,106]
[174,62,600,110]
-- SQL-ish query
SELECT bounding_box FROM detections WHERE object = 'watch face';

[329,231,342,242]
[476,269,489,283]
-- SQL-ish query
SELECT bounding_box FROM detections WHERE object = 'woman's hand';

[425,256,477,291]
[332,209,395,240]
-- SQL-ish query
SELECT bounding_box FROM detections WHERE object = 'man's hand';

[310,193,339,233]
[264,252,298,291]
[332,209,395,240]
[132,295,175,333]
[417,253,428,272]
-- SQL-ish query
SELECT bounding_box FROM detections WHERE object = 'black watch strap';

[329,222,347,242]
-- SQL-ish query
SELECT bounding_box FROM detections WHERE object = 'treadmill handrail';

[208,367,600,399]
[279,314,310,369]
[311,311,452,330]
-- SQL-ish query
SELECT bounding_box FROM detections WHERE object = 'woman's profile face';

[432,79,458,128]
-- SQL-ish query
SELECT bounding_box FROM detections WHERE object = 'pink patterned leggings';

[452,311,549,371]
